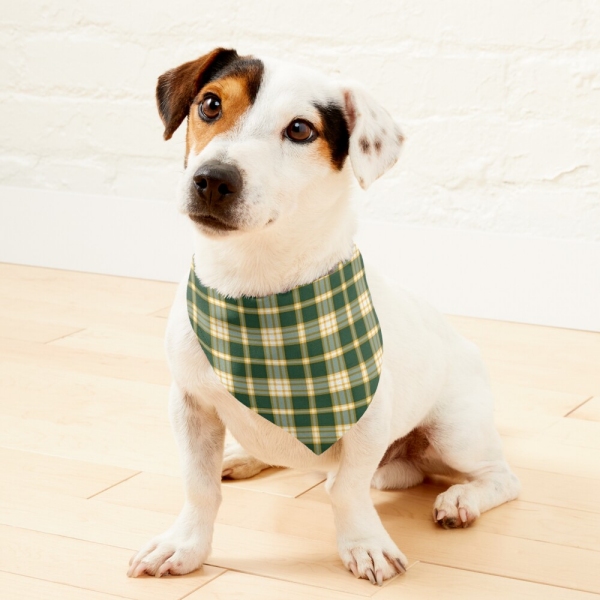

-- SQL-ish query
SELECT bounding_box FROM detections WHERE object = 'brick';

[501,121,600,185]
[507,55,600,125]
[397,0,588,50]
[20,35,151,95]
[0,96,173,160]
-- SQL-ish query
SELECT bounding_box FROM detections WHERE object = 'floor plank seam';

[418,559,600,594]
[43,327,87,344]
[2,523,139,553]
[178,568,229,599]
[293,476,327,499]
[515,465,600,482]
[0,568,134,600]
[501,498,600,516]
[563,396,595,418]
[420,520,600,553]
[509,465,600,482]
[87,471,143,500]
[201,563,376,597]
[0,445,145,476]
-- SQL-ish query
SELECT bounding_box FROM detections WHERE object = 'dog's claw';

[349,560,359,577]
[375,569,384,586]
[395,558,406,574]
[366,568,376,585]
[128,561,145,578]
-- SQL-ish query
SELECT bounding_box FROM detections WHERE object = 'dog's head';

[157,48,404,236]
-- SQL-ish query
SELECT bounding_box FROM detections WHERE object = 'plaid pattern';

[187,247,383,454]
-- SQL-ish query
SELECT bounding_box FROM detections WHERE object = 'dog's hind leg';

[429,389,520,529]
[371,459,424,490]
[370,428,429,490]
[221,438,270,479]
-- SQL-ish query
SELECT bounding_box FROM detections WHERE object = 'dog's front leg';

[128,383,224,577]
[328,419,408,585]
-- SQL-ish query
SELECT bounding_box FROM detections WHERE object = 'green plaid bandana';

[187,247,383,454]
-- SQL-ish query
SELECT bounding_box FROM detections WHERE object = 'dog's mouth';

[188,213,237,232]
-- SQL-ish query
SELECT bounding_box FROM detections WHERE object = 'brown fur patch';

[157,48,239,141]
[187,76,255,155]
[374,139,382,154]
[378,428,430,468]
[313,102,350,170]
[314,136,334,166]
[359,137,371,154]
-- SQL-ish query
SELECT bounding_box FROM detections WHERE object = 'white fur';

[129,54,520,584]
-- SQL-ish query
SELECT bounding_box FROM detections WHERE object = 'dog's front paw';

[338,536,407,585]
[221,441,269,480]
[127,528,210,578]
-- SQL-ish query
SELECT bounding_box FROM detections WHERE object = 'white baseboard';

[1,185,599,332]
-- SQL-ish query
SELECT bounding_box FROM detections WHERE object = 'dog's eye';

[284,119,315,143]
[199,94,222,121]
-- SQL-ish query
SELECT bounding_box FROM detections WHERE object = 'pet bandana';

[187,247,383,454]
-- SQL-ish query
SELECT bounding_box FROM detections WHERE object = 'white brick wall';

[1,0,599,241]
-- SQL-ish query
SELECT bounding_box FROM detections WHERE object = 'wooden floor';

[1,262,599,600]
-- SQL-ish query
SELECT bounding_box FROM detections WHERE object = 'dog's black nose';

[193,161,242,207]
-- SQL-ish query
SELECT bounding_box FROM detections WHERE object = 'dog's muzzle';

[189,160,243,231]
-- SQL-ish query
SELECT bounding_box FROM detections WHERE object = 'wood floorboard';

[0,525,223,600]
[1,263,599,599]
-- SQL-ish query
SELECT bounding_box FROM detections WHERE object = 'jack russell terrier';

[128,48,520,585]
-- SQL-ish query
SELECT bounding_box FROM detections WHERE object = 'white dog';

[128,48,520,585]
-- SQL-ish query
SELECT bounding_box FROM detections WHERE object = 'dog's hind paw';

[433,484,481,529]
[221,440,270,480]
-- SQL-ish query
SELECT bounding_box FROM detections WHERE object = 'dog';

[127,47,520,585]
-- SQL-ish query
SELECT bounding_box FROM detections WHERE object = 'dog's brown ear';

[156,48,239,140]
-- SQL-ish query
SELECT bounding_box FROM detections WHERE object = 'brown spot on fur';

[359,137,371,154]
[378,428,430,468]
[187,75,255,155]
[374,139,382,154]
